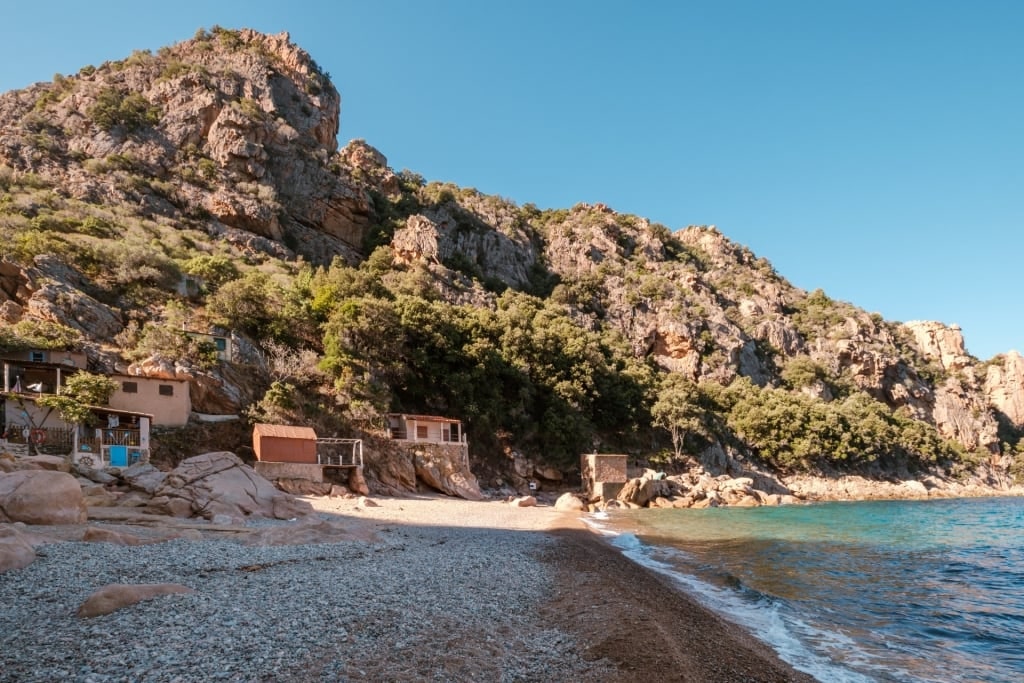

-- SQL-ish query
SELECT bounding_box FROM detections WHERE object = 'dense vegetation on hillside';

[1,26,1021,483]
[0,160,999,477]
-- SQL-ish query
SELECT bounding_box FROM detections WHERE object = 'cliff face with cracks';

[0,28,371,265]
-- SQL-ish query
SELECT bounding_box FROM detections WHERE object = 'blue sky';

[2,1,1021,359]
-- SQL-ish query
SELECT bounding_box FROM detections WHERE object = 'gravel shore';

[1,495,811,682]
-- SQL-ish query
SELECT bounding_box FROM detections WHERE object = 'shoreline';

[304,493,814,681]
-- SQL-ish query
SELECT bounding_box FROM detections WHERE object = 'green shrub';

[197,158,217,180]
[2,320,82,351]
[10,230,68,263]
[124,321,218,369]
[182,254,240,291]
[781,357,830,390]
[235,98,265,121]
[88,88,161,132]
[211,26,243,51]
[158,59,207,81]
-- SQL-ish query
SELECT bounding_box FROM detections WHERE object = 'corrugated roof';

[253,423,317,440]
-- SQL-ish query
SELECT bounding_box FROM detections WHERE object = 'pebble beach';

[0,494,811,682]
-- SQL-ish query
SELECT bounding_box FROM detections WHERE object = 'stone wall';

[253,462,324,483]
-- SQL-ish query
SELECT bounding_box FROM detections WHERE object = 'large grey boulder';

[150,451,312,521]
[119,462,167,495]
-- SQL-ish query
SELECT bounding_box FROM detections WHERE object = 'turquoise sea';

[590,497,1024,682]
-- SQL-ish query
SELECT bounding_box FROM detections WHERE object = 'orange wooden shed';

[252,423,318,463]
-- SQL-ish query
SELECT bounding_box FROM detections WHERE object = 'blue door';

[109,445,128,467]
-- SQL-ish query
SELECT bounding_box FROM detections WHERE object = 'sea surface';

[590,497,1024,682]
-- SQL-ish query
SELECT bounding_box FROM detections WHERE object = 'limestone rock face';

[0,28,371,269]
[903,321,973,372]
[361,438,482,501]
[985,351,1024,427]
[754,319,805,356]
[26,281,124,339]
[0,260,34,323]
[0,470,87,524]
[77,583,194,618]
[412,445,484,501]
[151,451,312,521]
[0,259,123,339]
[930,379,1000,450]
[392,202,540,291]
[651,327,702,377]
[338,139,399,195]
[361,438,418,497]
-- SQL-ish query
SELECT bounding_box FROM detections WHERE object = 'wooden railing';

[389,427,466,444]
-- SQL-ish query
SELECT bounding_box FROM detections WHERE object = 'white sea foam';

[581,511,618,537]
[608,533,876,683]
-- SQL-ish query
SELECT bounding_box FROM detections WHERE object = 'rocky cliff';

[0,27,369,265]
[2,28,1023,491]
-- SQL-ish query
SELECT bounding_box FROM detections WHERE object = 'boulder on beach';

[77,583,195,618]
[119,463,167,495]
[0,525,37,573]
[149,451,313,521]
[554,492,586,511]
[0,470,87,524]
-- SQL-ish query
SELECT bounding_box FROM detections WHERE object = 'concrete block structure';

[581,453,629,501]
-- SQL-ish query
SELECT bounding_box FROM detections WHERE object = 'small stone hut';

[252,423,317,464]
[581,453,629,501]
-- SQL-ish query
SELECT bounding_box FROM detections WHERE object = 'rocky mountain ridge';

[1,27,1023,490]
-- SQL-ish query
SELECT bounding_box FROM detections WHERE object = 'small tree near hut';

[37,372,118,427]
